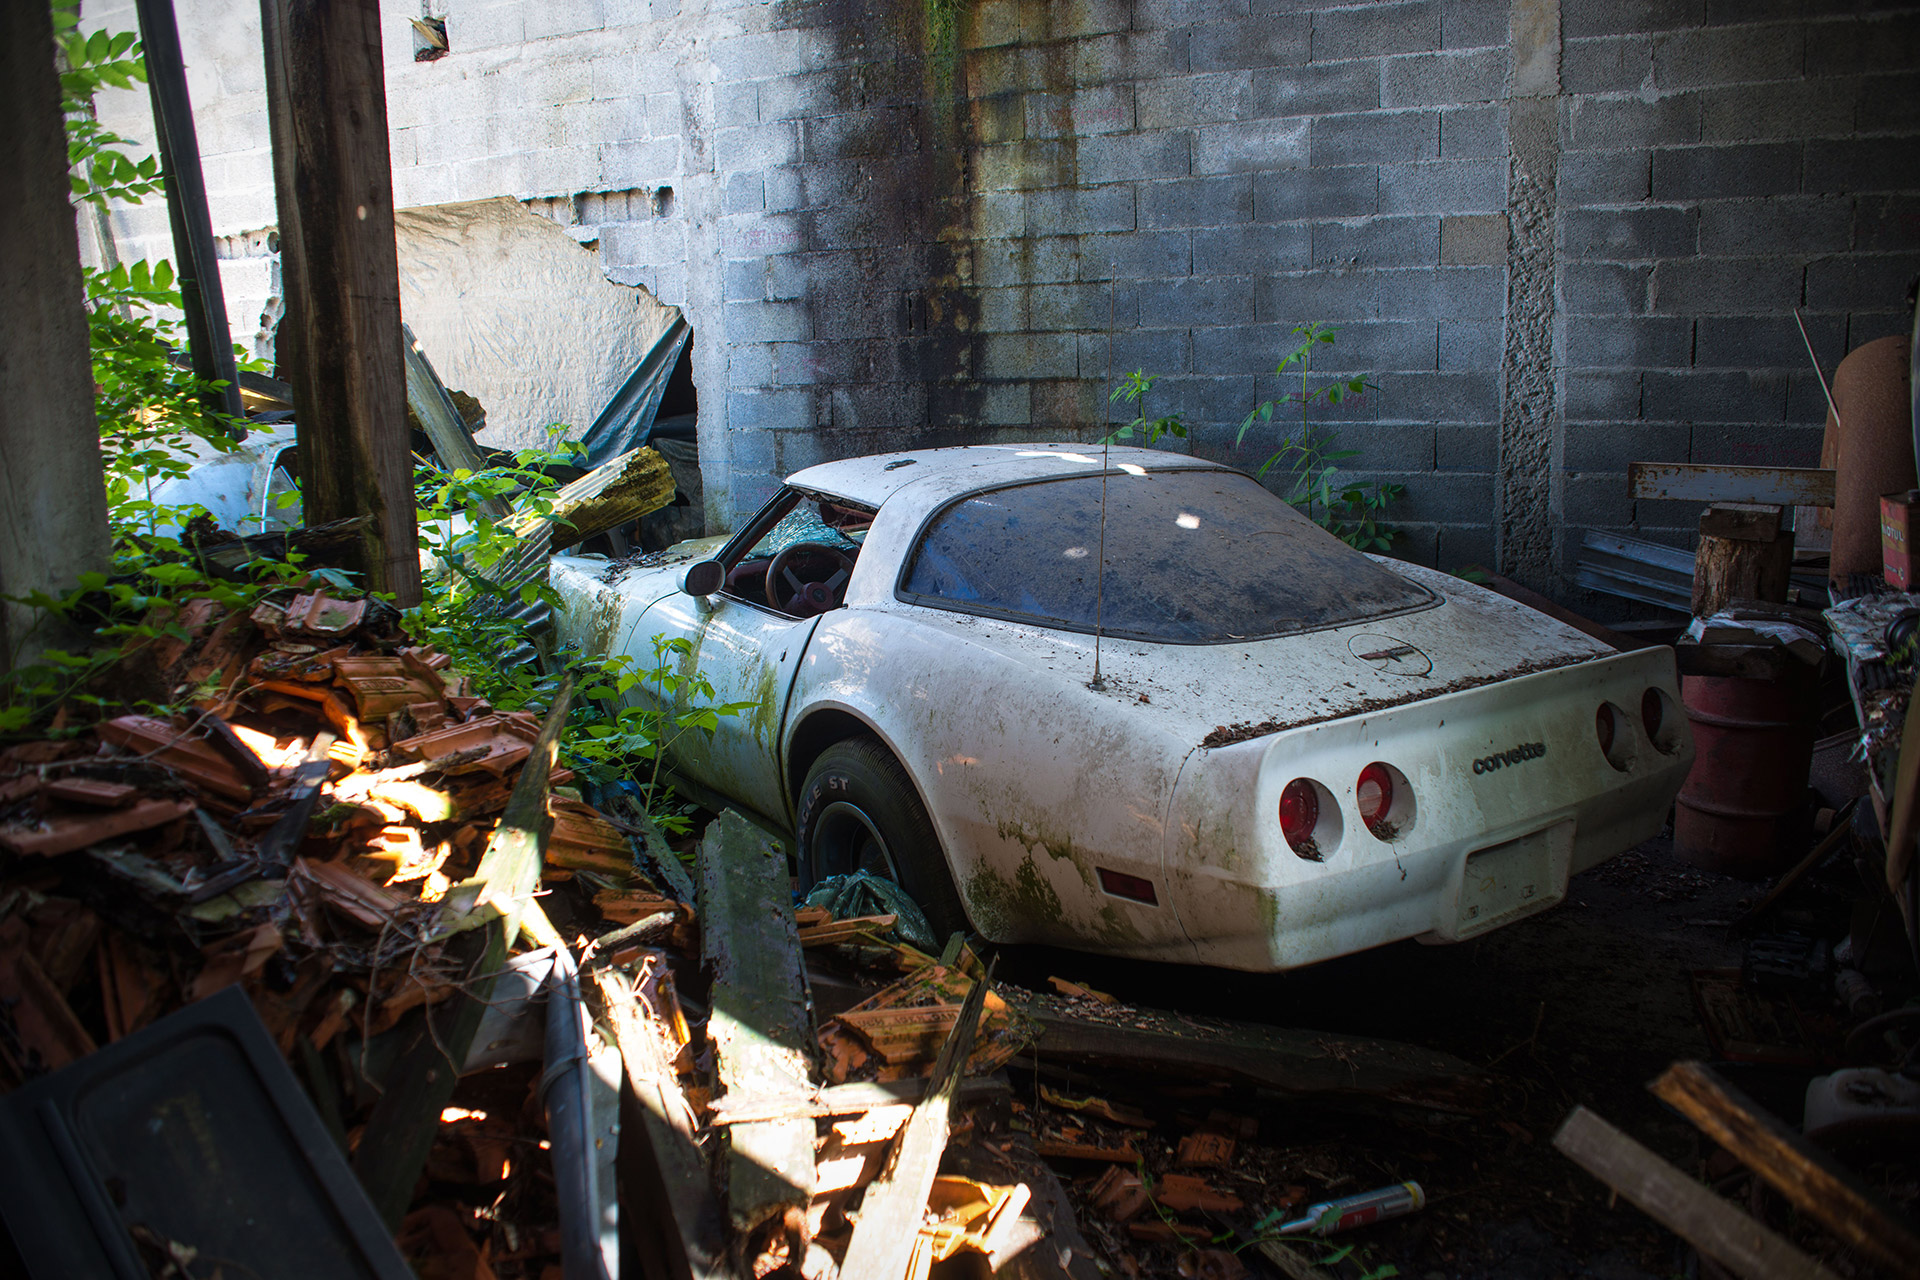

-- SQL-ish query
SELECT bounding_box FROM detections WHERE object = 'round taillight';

[1596,703,1616,758]
[1279,779,1319,857]
[1641,688,1663,740]
[1357,763,1394,837]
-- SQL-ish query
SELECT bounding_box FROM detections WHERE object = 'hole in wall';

[652,186,674,217]
[412,14,448,61]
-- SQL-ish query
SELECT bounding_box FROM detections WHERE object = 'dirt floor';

[988,820,1899,1280]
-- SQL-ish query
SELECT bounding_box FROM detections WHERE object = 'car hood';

[878,561,1616,749]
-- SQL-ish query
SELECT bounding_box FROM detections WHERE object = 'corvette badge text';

[1473,742,1547,774]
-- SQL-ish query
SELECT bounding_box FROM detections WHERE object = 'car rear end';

[1163,643,1692,972]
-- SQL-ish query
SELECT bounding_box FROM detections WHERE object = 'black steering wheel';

[765,542,856,616]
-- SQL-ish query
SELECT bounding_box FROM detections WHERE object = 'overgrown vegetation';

[7,7,751,836]
[1105,321,1404,553]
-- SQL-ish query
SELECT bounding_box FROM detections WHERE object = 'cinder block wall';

[83,0,1920,598]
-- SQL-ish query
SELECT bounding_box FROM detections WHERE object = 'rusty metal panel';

[1627,462,1836,507]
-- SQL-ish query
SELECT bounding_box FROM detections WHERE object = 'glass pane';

[745,498,868,561]
[901,469,1434,643]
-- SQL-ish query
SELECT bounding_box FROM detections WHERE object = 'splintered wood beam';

[698,809,815,1235]
[1650,1062,1920,1275]
[261,0,420,605]
[504,446,676,558]
[1553,1106,1839,1280]
[839,958,996,1280]
[402,323,504,517]
[351,679,572,1225]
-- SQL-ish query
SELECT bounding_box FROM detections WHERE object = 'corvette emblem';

[1347,632,1432,677]
[1473,742,1547,774]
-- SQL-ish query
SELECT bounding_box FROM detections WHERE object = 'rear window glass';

[899,469,1435,643]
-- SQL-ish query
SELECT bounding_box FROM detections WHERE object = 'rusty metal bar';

[1628,463,1836,508]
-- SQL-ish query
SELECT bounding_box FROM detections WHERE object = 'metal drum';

[1673,665,1819,877]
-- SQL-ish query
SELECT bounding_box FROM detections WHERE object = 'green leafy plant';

[1104,368,1188,447]
[1237,322,1402,553]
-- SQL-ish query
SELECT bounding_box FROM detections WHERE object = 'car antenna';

[1090,269,1115,691]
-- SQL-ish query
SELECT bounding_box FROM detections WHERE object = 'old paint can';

[1673,664,1819,877]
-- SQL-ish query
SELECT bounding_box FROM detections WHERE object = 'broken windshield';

[898,468,1436,643]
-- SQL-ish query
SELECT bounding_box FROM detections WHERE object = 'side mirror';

[681,559,725,597]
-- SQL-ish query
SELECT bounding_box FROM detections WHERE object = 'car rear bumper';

[1163,647,1693,972]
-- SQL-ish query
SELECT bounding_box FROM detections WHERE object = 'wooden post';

[259,0,421,605]
[0,1,113,669]
[1694,503,1793,617]
[132,0,243,427]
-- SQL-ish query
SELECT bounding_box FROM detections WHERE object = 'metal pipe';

[541,944,618,1280]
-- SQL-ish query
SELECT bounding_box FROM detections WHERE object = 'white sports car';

[551,445,1692,971]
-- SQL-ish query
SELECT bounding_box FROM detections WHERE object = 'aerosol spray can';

[1273,1182,1426,1236]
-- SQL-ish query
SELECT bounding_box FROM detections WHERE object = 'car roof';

[784,443,1221,510]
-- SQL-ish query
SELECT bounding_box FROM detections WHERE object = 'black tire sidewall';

[796,738,968,938]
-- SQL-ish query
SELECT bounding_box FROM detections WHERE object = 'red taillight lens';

[1596,703,1616,757]
[1097,867,1158,904]
[1279,778,1319,856]
[1641,687,1663,740]
[1357,763,1394,837]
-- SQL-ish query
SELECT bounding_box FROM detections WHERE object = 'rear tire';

[796,737,969,942]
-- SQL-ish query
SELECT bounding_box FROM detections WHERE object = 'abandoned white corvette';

[551,445,1693,971]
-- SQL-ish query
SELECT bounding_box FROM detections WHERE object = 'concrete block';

[1255,271,1383,323]
[960,0,1034,50]
[1857,193,1920,252]
[1805,136,1920,195]
[1051,0,1133,40]
[1785,370,1832,423]
[1025,86,1136,138]
[1251,60,1381,119]
[1642,370,1788,423]
[756,167,802,213]
[980,333,1079,380]
[1189,16,1311,72]
[1564,0,1705,41]
[1134,0,1251,29]
[715,82,758,129]
[711,28,821,82]
[1688,423,1824,469]
[970,92,1026,145]
[1564,316,1694,369]
[1562,473,1634,528]
[1653,141,1802,199]
[1068,31,1190,86]
[1381,371,1501,422]
[1439,212,1508,265]
[726,388,817,431]
[1079,230,1193,280]
[1394,471,1497,525]
[1562,423,1683,472]
[1312,216,1440,269]
[1435,524,1495,571]
[1078,329,1192,379]
[1253,164,1378,221]
[1374,265,1505,318]
[1140,175,1254,229]
[1857,71,1920,134]
[1133,375,1257,429]
[728,343,775,389]
[977,286,1029,333]
[1440,104,1506,158]
[1563,262,1652,315]
[1136,73,1255,131]
[456,3,527,49]
[1313,319,1437,373]
[1312,1,1440,61]
[1193,118,1312,174]
[1698,196,1851,256]
[973,236,1080,287]
[1136,276,1256,329]
[1653,22,1805,90]
[1433,421,1496,472]
[1310,110,1440,165]
[1028,185,1135,237]
[973,140,1074,191]
[1557,149,1652,204]
[1382,48,1506,109]
[765,251,823,302]
[1569,93,1700,151]
[714,121,798,174]
[725,300,812,344]
[1560,206,1698,260]
[798,160,877,209]
[723,258,764,302]
[807,107,920,162]
[1380,159,1504,214]
[524,0,606,40]
[1698,79,1855,144]
[1564,372,1644,422]
[1805,11,1920,77]
[971,190,1029,240]
[1651,257,1801,315]
[1029,281,1138,332]
[1076,131,1191,185]
[723,171,765,215]
[1803,252,1920,311]
[1694,312,1845,370]
[1193,223,1311,276]
[1441,0,1507,51]
[1562,35,1655,96]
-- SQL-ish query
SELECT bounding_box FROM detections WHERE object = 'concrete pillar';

[0,2,113,671]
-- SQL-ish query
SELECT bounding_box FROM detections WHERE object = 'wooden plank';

[705,1075,1013,1125]
[261,0,421,605]
[507,446,676,552]
[401,323,504,516]
[1649,1062,1920,1275]
[1629,463,1837,508]
[698,809,815,1234]
[351,679,572,1225]
[1553,1105,1839,1280]
[840,960,995,1280]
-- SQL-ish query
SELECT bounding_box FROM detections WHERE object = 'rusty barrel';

[1673,664,1819,877]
